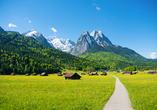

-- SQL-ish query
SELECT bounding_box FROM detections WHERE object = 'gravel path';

[103,75,134,110]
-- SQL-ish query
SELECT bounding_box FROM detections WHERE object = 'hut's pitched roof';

[148,70,156,73]
[64,73,75,77]
[101,72,107,75]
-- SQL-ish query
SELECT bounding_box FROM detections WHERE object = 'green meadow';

[112,71,157,110]
[0,73,115,110]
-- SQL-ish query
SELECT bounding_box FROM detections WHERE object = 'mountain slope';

[47,38,75,53]
[70,31,97,56]
[80,44,157,69]
[22,30,52,48]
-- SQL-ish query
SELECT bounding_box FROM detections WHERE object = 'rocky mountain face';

[90,30,113,46]
[70,31,97,56]
[22,29,52,48]
[47,38,75,53]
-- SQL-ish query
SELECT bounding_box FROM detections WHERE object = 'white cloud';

[51,27,57,32]
[96,6,101,10]
[93,4,101,10]
[25,18,31,23]
[29,19,31,23]
[150,52,157,59]
[8,23,17,28]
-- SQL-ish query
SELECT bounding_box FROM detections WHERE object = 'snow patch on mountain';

[90,30,113,46]
[47,38,75,53]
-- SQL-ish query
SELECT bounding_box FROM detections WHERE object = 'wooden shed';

[57,72,62,76]
[64,73,81,79]
[147,70,157,74]
[100,72,107,75]
[122,71,132,75]
[81,73,85,75]
[25,73,30,76]
[40,72,48,76]
[89,72,98,75]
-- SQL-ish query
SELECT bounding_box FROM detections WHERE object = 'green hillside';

[79,45,157,69]
[0,33,106,75]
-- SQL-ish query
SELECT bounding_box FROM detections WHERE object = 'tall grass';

[112,71,157,110]
[0,74,115,110]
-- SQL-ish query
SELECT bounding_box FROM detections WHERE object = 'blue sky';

[0,0,157,59]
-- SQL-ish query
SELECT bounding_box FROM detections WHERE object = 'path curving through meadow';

[103,75,134,110]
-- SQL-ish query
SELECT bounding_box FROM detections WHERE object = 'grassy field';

[112,71,157,110]
[0,72,115,110]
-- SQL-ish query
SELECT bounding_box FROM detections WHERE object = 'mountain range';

[1,26,157,69]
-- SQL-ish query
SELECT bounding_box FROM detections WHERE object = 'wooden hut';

[64,73,81,79]
[57,72,62,76]
[147,70,157,74]
[122,71,132,75]
[140,70,144,72]
[25,73,30,76]
[100,72,107,75]
[89,72,98,75]
[81,73,85,75]
[40,72,48,76]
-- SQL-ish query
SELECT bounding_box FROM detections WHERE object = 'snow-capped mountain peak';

[47,38,75,53]
[24,29,42,38]
[90,30,113,46]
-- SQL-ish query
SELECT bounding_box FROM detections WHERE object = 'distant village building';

[140,70,144,72]
[147,70,157,74]
[122,71,132,75]
[64,73,81,79]
[100,72,107,75]
[57,72,62,76]
[40,72,48,76]
[81,73,85,75]
[89,72,98,75]
[25,73,30,76]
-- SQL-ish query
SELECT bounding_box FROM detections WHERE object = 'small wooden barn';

[40,72,48,76]
[122,71,132,75]
[57,72,62,76]
[81,73,85,75]
[25,73,30,76]
[64,73,81,79]
[147,70,157,74]
[100,72,107,75]
[89,72,98,75]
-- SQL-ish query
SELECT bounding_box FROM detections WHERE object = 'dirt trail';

[103,76,134,110]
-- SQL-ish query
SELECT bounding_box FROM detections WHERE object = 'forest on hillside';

[80,45,157,70]
[0,33,106,75]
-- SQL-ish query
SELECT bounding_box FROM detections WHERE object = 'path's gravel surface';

[103,76,134,110]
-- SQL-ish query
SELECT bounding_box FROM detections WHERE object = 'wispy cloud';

[8,23,17,28]
[26,18,31,23]
[51,27,57,32]
[150,52,157,59]
[93,4,101,10]
[29,19,31,23]
[49,36,56,39]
